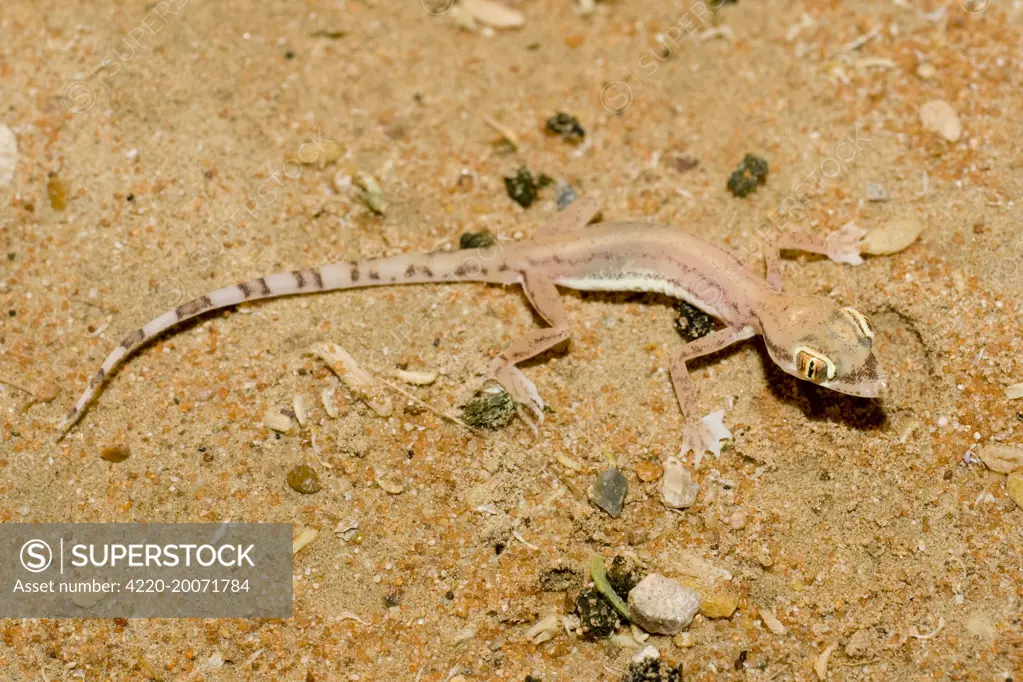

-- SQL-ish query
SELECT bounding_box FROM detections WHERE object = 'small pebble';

[287,464,321,494]
[47,173,67,211]
[1005,383,1023,400]
[554,182,579,210]
[35,381,59,403]
[977,443,1023,474]
[100,444,131,463]
[699,584,739,619]
[861,217,924,256]
[264,410,295,433]
[588,467,628,517]
[353,171,387,214]
[125,148,139,162]
[627,574,700,635]
[916,62,936,79]
[1006,471,1023,510]
[865,182,887,201]
[759,607,787,635]
[635,460,663,482]
[0,123,17,187]
[661,457,699,509]
[375,470,404,494]
[321,387,339,418]
[462,0,526,28]
[920,99,962,142]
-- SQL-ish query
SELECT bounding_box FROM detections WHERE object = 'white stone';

[627,574,700,635]
[661,457,699,508]
[920,100,962,142]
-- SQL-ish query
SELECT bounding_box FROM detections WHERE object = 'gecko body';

[58,197,886,459]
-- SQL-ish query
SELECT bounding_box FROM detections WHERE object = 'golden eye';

[795,348,835,384]
[841,307,874,340]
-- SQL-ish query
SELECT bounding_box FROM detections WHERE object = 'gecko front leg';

[670,325,756,464]
[764,221,867,290]
[487,270,571,433]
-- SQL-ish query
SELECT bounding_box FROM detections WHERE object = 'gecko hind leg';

[670,325,755,464]
[486,271,570,434]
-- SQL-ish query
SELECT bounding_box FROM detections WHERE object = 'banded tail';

[56,248,514,439]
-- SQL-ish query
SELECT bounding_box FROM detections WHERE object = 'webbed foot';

[826,221,867,266]
[488,365,545,435]
[680,409,732,465]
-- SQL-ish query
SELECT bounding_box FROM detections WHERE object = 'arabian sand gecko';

[57,196,886,460]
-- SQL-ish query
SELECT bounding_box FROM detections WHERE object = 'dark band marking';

[454,263,481,277]
[238,282,253,299]
[292,270,306,289]
[121,328,145,350]
[368,270,380,281]
[67,407,78,416]
[498,263,510,272]
[256,277,271,295]
[389,276,396,282]
[312,269,324,289]
[421,266,433,278]
[349,261,360,282]
[176,295,213,319]
[89,369,106,389]
[405,264,417,278]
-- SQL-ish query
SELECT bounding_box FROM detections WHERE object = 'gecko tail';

[55,249,510,438]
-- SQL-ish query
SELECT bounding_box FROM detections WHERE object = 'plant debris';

[310,342,393,417]
[589,554,631,620]
[504,167,552,208]
[461,385,516,429]
[607,554,645,598]
[621,655,683,682]
[545,112,585,142]
[575,588,620,639]
[726,153,769,198]
[460,230,497,249]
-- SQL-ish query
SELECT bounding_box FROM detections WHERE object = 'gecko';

[56,196,886,459]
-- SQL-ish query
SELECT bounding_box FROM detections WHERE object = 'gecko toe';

[680,409,732,466]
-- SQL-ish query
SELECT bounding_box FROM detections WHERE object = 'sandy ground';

[2,0,1023,679]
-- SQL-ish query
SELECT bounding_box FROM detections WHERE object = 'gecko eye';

[841,307,874,340]
[794,347,836,384]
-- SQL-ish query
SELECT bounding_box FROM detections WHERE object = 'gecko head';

[760,296,886,398]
